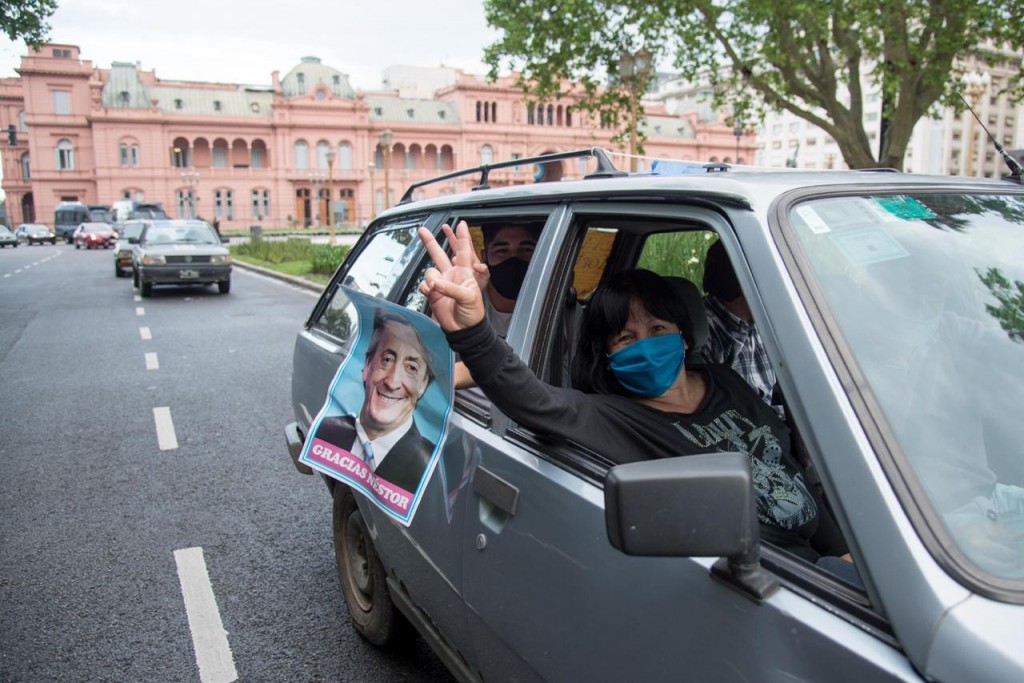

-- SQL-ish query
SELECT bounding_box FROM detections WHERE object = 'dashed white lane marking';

[134,294,142,302]
[153,407,178,450]
[174,547,238,683]
[140,326,152,340]
[14,269,22,273]
[145,352,159,370]
[136,306,145,316]
[2,273,9,278]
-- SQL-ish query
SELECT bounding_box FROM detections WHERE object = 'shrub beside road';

[229,238,351,286]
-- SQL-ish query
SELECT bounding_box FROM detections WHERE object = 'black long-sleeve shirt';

[449,319,847,560]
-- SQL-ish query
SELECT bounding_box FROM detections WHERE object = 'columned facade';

[1,44,752,228]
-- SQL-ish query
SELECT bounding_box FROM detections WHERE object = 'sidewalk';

[233,259,324,293]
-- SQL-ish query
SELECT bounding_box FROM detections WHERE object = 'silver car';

[129,219,231,297]
[285,149,1024,682]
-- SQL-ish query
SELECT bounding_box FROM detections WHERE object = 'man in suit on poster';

[315,308,436,493]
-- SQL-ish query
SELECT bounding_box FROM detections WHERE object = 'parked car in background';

[129,219,231,297]
[0,226,18,248]
[113,220,145,277]
[110,200,168,224]
[284,149,1024,682]
[15,223,57,245]
[73,222,117,249]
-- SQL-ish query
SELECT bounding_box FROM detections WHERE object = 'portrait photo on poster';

[299,287,454,525]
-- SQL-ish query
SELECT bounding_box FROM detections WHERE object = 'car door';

[457,201,924,682]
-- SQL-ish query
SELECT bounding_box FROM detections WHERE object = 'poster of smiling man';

[300,288,453,525]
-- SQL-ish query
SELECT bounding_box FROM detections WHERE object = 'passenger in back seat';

[701,239,781,415]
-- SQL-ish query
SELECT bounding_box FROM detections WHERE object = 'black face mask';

[487,257,530,300]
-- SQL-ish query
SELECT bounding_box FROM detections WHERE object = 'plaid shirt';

[701,295,778,409]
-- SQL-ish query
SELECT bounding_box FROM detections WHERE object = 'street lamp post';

[379,129,393,211]
[325,149,336,245]
[308,169,327,227]
[964,71,990,178]
[618,48,652,172]
[368,162,376,221]
[181,171,200,219]
[733,124,743,163]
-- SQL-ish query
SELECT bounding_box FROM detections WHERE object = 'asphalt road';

[0,243,454,682]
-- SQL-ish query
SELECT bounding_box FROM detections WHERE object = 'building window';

[52,90,71,115]
[20,153,30,179]
[438,110,446,120]
[250,189,270,219]
[338,142,352,170]
[213,100,222,112]
[547,104,554,125]
[294,141,309,170]
[119,91,130,105]
[53,48,72,58]
[176,190,188,218]
[332,75,340,86]
[297,73,305,89]
[316,141,330,169]
[491,102,497,123]
[120,143,129,167]
[480,144,494,165]
[175,99,183,109]
[476,101,482,122]
[407,108,415,119]
[56,139,75,170]
[251,145,264,168]
[566,106,572,127]
[527,104,535,125]
[18,110,27,131]
[511,152,521,170]
[215,190,234,220]
[213,145,227,168]
[173,145,190,168]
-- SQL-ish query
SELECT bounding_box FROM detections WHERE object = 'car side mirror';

[128,237,139,244]
[220,236,230,243]
[604,452,779,601]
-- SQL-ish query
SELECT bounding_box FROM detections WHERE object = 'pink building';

[0,43,754,228]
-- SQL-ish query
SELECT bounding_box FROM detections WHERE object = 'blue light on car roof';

[650,159,720,175]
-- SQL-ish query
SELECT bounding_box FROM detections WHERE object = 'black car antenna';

[958,91,1023,185]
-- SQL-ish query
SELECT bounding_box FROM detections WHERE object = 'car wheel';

[218,278,231,294]
[75,242,81,249]
[333,486,410,647]
[140,281,152,298]
[115,262,123,278]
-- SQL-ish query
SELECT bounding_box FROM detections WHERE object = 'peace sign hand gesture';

[418,221,486,332]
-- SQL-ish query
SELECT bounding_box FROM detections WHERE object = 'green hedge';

[229,239,350,275]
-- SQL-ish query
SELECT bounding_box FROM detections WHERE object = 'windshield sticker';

[872,195,937,221]
[794,205,833,234]
[299,288,454,526]
[828,226,910,266]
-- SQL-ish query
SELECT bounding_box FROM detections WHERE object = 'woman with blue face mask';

[418,222,849,565]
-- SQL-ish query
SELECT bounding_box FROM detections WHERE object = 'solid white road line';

[140,326,152,340]
[145,352,159,370]
[136,306,145,316]
[153,406,178,450]
[174,547,238,683]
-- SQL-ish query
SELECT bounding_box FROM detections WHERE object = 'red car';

[73,222,117,249]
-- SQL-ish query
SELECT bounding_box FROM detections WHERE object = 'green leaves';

[0,0,58,48]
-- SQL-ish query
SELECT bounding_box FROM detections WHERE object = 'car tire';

[76,243,81,249]
[140,281,152,298]
[333,486,410,647]
[218,278,231,294]
[115,263,124,278]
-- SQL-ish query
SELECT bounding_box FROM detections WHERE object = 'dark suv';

[285,149,1024,682]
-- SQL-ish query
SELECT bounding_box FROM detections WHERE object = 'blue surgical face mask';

[607,333,685,397]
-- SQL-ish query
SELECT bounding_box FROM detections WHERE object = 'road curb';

[233,260,324,293]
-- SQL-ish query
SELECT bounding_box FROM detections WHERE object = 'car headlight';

[209,255,232,265]
[141,254,166,265]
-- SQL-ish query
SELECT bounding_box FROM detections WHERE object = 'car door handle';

[472,466,519,517]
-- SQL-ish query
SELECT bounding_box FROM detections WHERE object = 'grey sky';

[0,0,502,88]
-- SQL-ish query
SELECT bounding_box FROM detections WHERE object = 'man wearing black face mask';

[479,223,541,338]
[449,222,541,389]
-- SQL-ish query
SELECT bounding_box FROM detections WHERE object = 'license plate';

[180,269,200,279]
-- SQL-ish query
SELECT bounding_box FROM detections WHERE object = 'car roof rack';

[398,148,625,205]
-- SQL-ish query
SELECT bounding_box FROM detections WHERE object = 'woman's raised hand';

[418,221,486,332]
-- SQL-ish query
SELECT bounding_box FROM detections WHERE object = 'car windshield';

[144,225,218,245]
[85,225,108,233]
[788,191,1024,581]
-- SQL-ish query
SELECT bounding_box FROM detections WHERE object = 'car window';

[638,229,717,284]
[312,218,426,343]
[788,192,1024,585]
